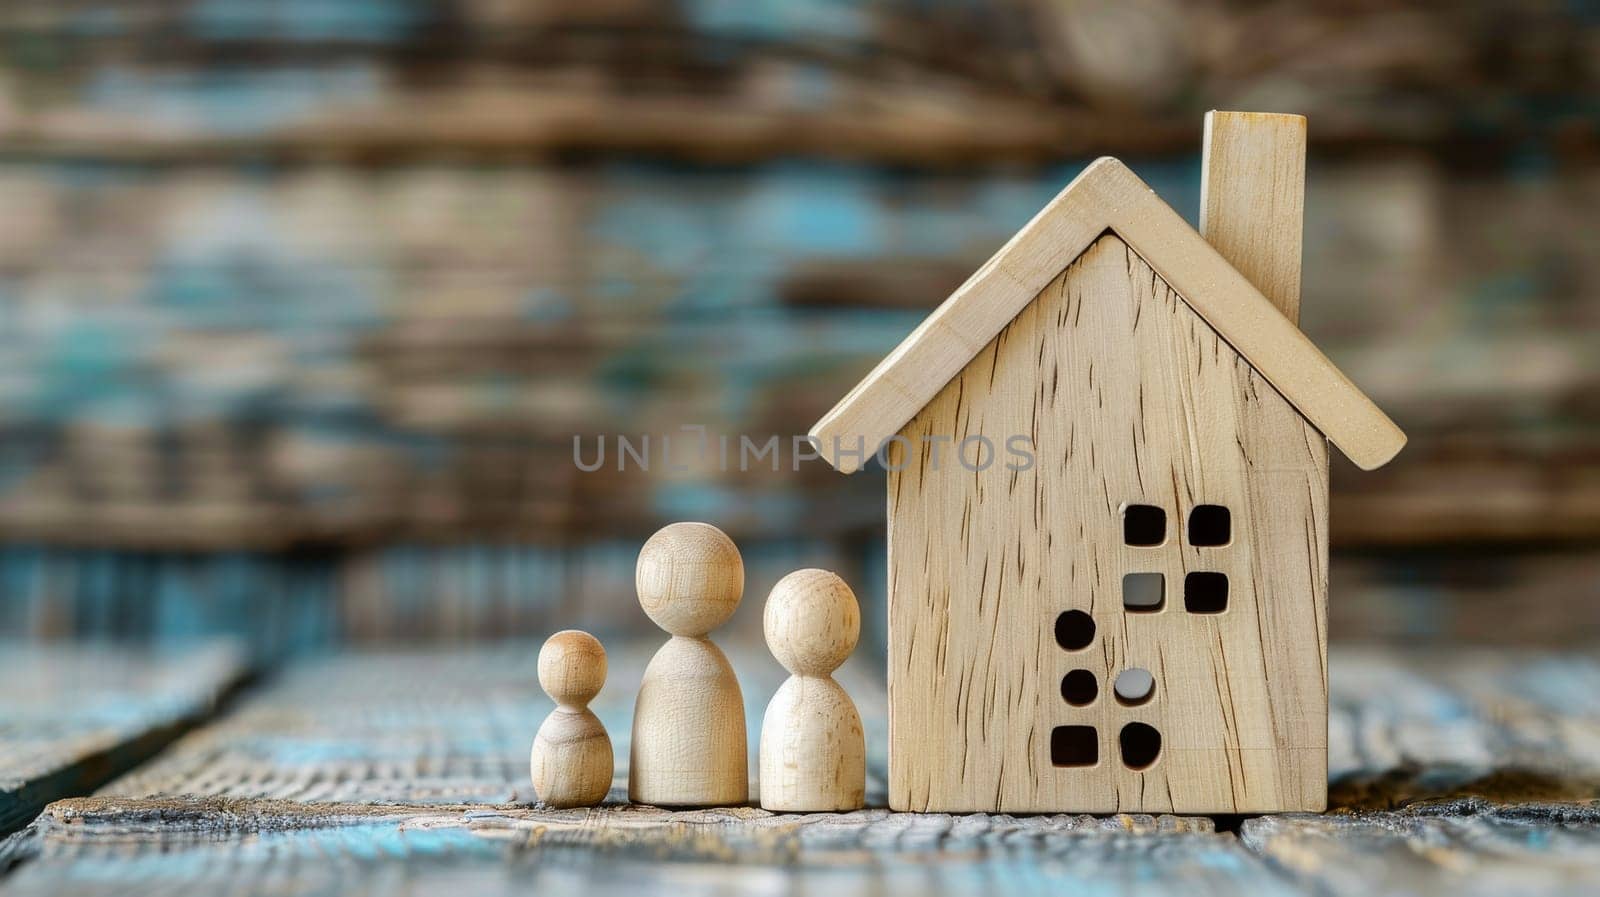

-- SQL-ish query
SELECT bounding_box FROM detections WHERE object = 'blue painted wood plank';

[6,646,1600,894]
[0,641,248,836]
[3,800,1282,897]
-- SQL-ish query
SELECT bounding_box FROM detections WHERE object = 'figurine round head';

[764,568,859,677]
[635,522,744,637]
[538,630,606,707]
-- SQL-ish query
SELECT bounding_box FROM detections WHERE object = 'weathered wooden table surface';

[0,641,247,838]
[2,642,1599,895]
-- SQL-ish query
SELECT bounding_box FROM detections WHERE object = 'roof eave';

[809,158,1406,474]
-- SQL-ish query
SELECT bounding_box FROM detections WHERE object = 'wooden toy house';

[809,113,1406,813]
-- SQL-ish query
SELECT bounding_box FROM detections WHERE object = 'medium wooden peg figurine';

[629,522,749,807]
[759,568,866,812]
[529,630,613,808]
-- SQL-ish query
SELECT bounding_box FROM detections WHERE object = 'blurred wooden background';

[0,0,1595,654]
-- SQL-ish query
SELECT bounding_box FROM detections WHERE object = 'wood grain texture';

[630,522,749,807]
[91,644,860,808]
[629,636,749,807]
[810,156,1404,472]
[887,235,1329,813]
[1326,647,1600,808]
[1242,803,1600,897]
[1200,111,1307,323]
[1311,666,1600,897]
[82,644,1600,812]
[98,648,640,806]
[0,823,38,874]
[760,569,866,811]
[6,798,1265,897]
[633,523,745,640]
[0,641,247,835]
[759,677,865,812]
[530,631,612,808]
[8,645,1600,894]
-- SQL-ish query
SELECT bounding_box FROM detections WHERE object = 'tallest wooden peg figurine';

[629,521,748,807]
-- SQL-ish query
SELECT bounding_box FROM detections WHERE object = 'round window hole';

[1061,670,1098,706]
[1054,610,1095,651]
[1120,722,1162,770]
[1114,668,1155,706]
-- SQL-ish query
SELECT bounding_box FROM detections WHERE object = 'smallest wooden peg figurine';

[759,569,866,812]
[530,630,613,808]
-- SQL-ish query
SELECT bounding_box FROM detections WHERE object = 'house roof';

[809,157,1406,473]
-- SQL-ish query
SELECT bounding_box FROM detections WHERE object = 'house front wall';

[885,234,1329,813]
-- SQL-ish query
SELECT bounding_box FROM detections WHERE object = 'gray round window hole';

[1114,668,1154,705]
[1120,722,1162,769]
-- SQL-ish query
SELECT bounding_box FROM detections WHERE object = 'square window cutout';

[1122,572,1164,612]
[1123,505,1166,546]
[1188,505,1231,546]
[1184,572,1228,614]
[1051,725,1098,767]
